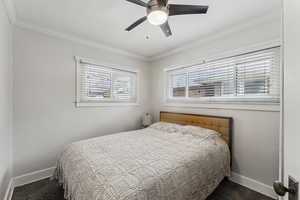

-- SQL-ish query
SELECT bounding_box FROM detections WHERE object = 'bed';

[54,112,232,200]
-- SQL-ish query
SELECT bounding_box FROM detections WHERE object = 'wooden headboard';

[160,112,233,147]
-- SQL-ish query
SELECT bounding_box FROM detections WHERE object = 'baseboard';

[4,167,278,200]
[2,167,56,200]
[3,179,13,200]
[230,172,278,199]
[13,167,55,188]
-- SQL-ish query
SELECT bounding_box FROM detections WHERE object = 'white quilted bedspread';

[54,127,230,200]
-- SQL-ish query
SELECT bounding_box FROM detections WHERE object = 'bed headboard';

[160,111,233,147]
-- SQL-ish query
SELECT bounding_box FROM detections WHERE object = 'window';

[76,58,138,106]
[166,47,280,103]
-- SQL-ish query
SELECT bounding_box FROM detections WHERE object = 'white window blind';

[171,73,187,97]
[167,47,280,102]
[77,59,137,105]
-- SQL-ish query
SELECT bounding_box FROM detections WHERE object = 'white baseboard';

[13,167,55,188]
[3,179,14,200]
[4,168,278,200]
[2,167,55,200]
[229,172,278,199]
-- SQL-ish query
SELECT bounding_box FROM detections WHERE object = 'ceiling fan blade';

[169,4,208,16]
[160,21,172,37]
[125,0,148,7]
[125,16,147,31]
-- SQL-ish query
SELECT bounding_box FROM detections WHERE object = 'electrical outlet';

[289,176,299,200]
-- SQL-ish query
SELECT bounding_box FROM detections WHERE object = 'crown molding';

[149,12,281,61]
[2,0,16,24]
[8,2,280,63]
[15,21,151,62]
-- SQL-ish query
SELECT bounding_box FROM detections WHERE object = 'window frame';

[75,56,140,107]
[164,47,281,105]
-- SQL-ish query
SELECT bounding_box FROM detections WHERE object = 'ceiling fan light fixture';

[125,0,209,37]
[147,9,168,26]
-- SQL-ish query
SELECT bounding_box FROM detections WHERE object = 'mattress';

[54,125,230,200]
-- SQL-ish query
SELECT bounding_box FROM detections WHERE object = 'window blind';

[170,73,187,97]
[167,47,280,102]
[235,50,280,98]
[112,71,137,101]
[78,61,137,104]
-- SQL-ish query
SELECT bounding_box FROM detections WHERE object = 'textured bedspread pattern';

[54,127,230,200]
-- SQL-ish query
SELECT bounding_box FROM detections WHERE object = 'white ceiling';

[13,0,281,59]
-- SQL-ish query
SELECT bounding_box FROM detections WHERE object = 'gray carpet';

[12,178,274,200]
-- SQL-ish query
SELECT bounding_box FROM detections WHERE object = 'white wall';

[150,18,281,187]
[13,27,151,177]
[0,0,13,198]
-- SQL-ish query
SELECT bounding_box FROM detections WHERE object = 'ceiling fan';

[125,0,209,37]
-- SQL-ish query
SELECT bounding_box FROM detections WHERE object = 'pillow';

[180,125,220,138]
[149,122,182,133]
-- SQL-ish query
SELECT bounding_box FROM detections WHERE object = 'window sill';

[76,102,140,107]
[163,102,280,112]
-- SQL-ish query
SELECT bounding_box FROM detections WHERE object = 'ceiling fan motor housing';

[147,6,169,15]
[147,0,160,7]
[147,0,169,13]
